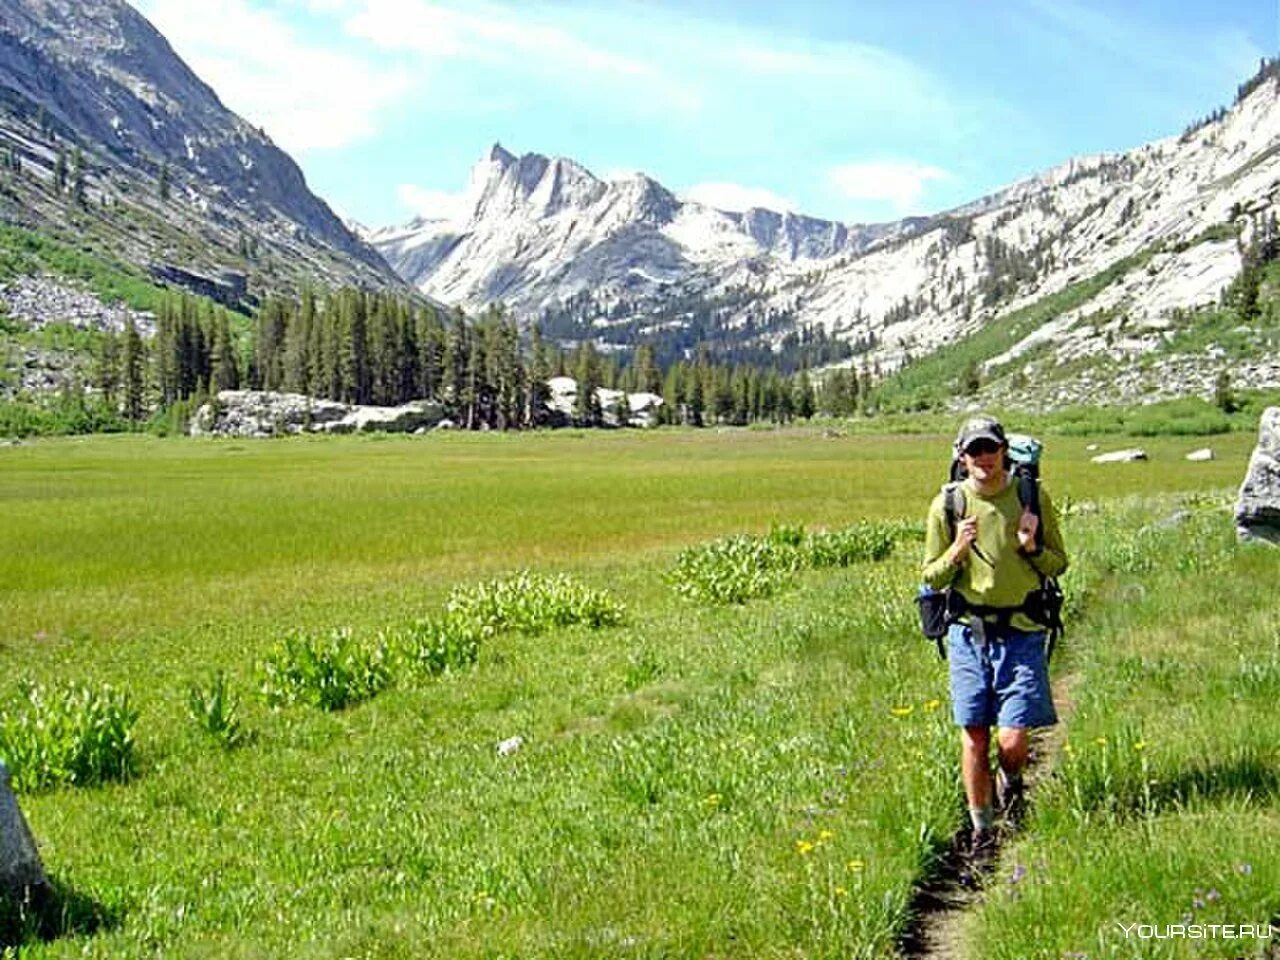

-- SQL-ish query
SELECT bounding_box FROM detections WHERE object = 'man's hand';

[1017,507,1039,553]
[948,516,978,565]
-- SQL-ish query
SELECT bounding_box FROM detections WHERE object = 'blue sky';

[133,0,1276,228]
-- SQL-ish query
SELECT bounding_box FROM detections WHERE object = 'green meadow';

[1,427,1276,958]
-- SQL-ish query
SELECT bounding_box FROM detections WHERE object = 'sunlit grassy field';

[1,426,1272,958]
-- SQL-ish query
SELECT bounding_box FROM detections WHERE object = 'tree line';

[89,286,874,429]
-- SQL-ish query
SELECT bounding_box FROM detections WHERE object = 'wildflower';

[834,886,848,897]
[846,859,865,872]
[1010,864,1027,884]
[818,829,835,842]
[1093,736,1107,746]
[796,840,815,856]
[1063,742,1073,754]
[1236,862,1253,875]
[890,705,914,718]
[1133,740,1147,751]
[702,793,722,807]
[924,698,942,711]
[1206,888,1221,902]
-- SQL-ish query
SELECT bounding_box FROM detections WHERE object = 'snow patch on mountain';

[373,75,1280,395]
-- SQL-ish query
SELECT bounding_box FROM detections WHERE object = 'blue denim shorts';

[947,622,1057,729]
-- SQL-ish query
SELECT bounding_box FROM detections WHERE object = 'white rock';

[1091,448,1148,463]
[1235,407,1280,544]
[191,390,445,437]
[497,735,524,756]
[1185,447,1214,461]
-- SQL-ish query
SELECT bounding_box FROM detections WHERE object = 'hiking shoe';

[996,771,1026,826]
[958,829,998,889]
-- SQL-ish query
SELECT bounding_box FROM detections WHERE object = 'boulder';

[0,761,47,902]
[546,378,663,427]
[1091,448,1148,463]
[190,391,444,437]
[1186,447,1214,462]
[329,401,445,434]
[1235,407,1280,544]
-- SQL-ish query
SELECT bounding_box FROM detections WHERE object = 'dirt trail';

[897,673,1080,960]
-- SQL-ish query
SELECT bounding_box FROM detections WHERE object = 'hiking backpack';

[917,433,1065,660]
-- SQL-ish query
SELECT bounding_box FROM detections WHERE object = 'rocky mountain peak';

[487,142,515,166]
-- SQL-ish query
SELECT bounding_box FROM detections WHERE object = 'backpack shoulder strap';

[1013,467,1045,552]
[942,481,965,541]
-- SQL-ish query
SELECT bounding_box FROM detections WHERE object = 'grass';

[968,497,1280,959]
[0,427,1274,957]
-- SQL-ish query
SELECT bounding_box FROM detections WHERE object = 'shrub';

[668,535,798,605]
[444,571,626,636]
[387,616,482,679]
[804,524,895,567]
[0,680,139,792]
[260,629,391,711]
[669,521,903,605]
[186,672,247,749]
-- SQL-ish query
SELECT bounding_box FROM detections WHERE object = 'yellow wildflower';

[796,840,815,856]
[890,705,914,718]
[834,886,849,897]
[847,859,865,872]
[1133,741,1147,751]
[924,698,942,711]
[818,829,835,841]
[1094,736,1108,746]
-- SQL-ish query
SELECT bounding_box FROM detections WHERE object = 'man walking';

[921,416,1068,868]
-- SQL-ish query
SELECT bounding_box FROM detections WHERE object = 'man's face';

[963,439,1005,482]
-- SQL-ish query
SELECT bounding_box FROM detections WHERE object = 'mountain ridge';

[372,67,1280,409]
[0,0,402,296]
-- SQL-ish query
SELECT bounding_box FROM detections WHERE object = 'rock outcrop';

[190,390,445,438]
[545,377,663,427]
[1236,407,1280,544]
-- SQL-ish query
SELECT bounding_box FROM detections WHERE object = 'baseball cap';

[955,415,1007,453]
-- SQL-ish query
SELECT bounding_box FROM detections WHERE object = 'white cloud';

[828,162,952,215]
[342,0,697,108]
[680,182,798,214]
[397,183,471,222]
[133,0,409,154]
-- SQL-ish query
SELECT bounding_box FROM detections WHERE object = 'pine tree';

[283,289,313,394]
[54,150,67,192]
[634,342,661,395]
[794,368,815,419]
[211,313,239,392]
[443,315,467,417]
[348,290,370,403]
[71,149,86,206]
[95,329,121,411]
[158,162,171,202]
[526,326,552,428]
[573,341,603,427]
[121,317,145,422]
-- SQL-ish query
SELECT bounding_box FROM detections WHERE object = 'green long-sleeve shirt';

[921,477,1068,632]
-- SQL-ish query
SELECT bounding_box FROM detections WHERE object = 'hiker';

[921,415,1068,861]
